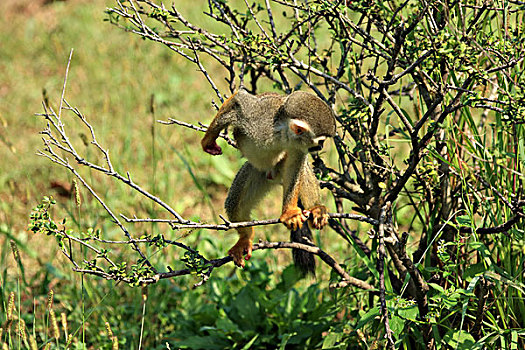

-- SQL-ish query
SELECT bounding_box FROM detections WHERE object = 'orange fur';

[228,227,254,267]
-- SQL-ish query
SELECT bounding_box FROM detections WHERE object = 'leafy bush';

[166,262,339,349]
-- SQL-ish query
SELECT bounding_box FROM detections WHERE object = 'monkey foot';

[307,205,329,229]
[280,207,307,230]
[228,238,253,268]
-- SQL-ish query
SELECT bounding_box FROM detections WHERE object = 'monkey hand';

[306,205,329,229]
[201,138,223,155]
[228,237,253,268]
[280,207,308,230]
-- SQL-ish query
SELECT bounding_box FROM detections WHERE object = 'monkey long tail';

[290,223,316,277]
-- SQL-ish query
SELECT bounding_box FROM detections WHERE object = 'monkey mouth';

[308,145,323,153]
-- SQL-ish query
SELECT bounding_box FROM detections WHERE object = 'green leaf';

[389,315,405,338]
[241,334,259,350]
[174,335,230,350]
[456,215,472,226]
[355,307,380,330]
[321,331,343,349]
[278,333,295,350]
[216,316,241,335]
[442,330,476,350]
[428,283,445,293]
[398,304,419,322]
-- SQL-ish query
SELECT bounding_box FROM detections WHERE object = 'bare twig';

[377,202,395,349]
[159,118,237,148]
[58,49,73,120]
[188,40,224,103]
[38,104,187,223]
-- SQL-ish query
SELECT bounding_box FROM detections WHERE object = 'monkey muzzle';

[308,137,326,153]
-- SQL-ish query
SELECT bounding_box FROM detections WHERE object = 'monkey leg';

[225,162,276,267]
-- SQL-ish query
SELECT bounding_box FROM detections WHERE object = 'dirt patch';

[0,0,72,19]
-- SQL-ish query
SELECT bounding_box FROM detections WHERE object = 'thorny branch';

[71,240,375,290]
[120,212,379,228]
[37,52,376,290]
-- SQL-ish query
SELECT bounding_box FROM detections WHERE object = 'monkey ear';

[289,119,310,135]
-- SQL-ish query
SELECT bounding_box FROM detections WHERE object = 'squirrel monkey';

[201,89,336,268]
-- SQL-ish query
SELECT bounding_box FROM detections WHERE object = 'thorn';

[219,214,231,225]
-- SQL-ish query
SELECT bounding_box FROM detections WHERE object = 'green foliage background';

[1,0,525,349]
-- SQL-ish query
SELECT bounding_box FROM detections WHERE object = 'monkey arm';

[225,162,277,267]
[279,154,309,230]
[298,162,321,208]
[299,162,329,229]
[201,92,239,155]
